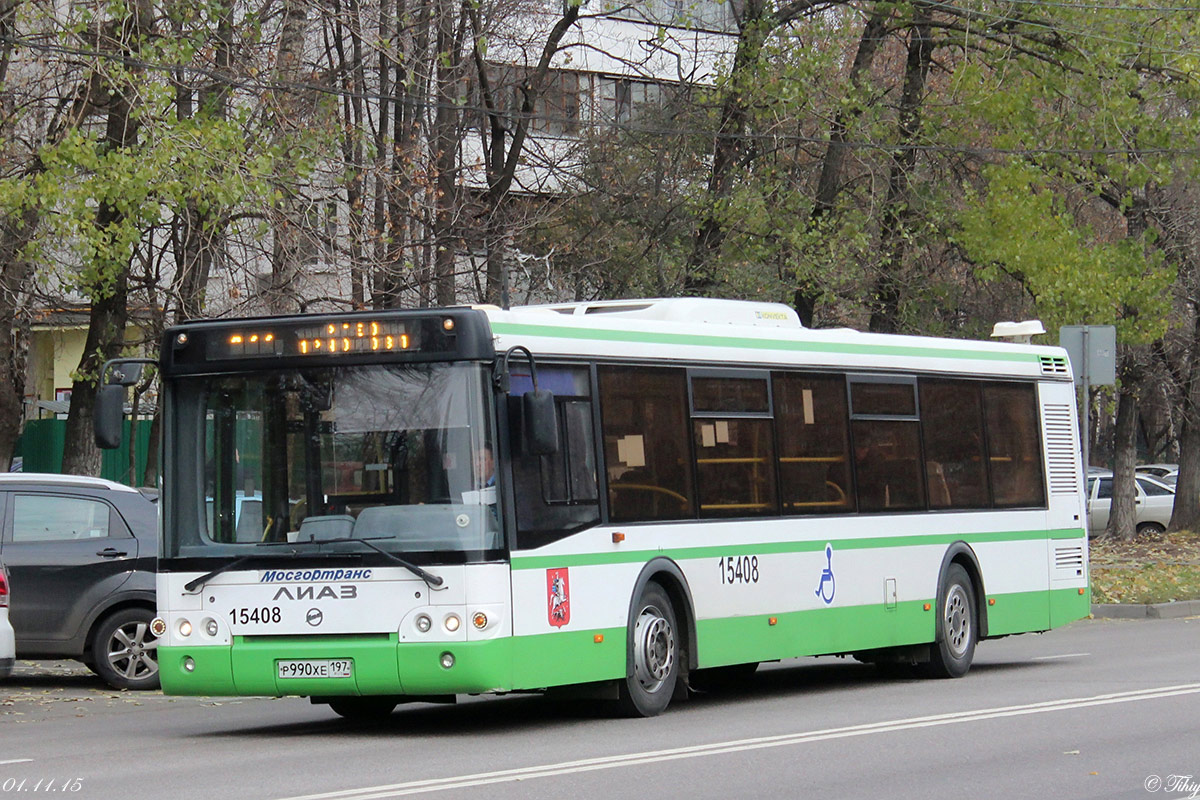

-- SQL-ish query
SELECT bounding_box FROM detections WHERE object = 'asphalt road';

[2,616,1199,800]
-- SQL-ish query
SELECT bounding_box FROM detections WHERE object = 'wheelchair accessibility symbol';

[814,543,836,605]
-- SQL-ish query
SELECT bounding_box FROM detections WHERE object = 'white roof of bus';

[483,298,1072,381]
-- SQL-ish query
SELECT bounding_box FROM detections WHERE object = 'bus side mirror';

[94,384,126,450]
[523,390,559,456]
[94,358,155,450]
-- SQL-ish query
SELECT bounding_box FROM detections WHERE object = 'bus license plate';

[277,659,353,679]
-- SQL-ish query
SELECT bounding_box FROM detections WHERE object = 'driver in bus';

[462,443,497,508]
[473,444,496,489]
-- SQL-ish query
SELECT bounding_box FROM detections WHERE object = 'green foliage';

[956,163,1171,342]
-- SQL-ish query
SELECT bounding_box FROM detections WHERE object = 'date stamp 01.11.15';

[1,779,83,793]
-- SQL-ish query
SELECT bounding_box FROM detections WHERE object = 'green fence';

[17,418,154,486]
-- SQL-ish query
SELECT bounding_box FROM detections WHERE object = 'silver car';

[1086,473,1176,535]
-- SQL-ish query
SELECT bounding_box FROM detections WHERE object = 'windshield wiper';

[183,540,302,593]
[301,536,447,590]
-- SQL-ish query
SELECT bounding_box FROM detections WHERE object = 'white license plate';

[277,659,353,679]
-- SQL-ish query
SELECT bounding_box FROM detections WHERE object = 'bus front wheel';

[618,582,679,717]
[921,563,977,679]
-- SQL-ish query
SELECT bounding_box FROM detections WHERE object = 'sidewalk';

[1091,599,1200,619]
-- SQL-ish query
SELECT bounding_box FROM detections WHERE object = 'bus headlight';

[178,619,193,638]
[472,612,488,630]
[444,614,461,633]
[204,618,219,637]
[415,614,432,633]
[440,652,455,669]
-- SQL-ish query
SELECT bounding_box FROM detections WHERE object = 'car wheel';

[1136,522,1166,536]
[617,582,679,717]
[328,697,398,721]
[91,608,159,691]
[918,564,977,679]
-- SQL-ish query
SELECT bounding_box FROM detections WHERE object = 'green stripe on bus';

[489,321,1039,364]
[510,528,1086,570]
[156,587,1089,698]
[696,600,935,667]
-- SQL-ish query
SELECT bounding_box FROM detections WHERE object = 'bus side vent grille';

[1040,356,1069,376]
[1043,403,1078,495]
[1054,545,1085,577]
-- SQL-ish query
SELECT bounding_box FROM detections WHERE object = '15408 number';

[228,606,282,625]
[718,555,759,585]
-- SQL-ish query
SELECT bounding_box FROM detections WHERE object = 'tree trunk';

[268,0,310,315]
[430,0,467,306]
[0,208,38,470]
[686,6,770,293]
[1102,360,1140,541]
[469,0,581,306]
[869,3,932,334]
[61,200,132,477]
[796,6,890,324]
[62,2,149,476]
[1170,303,1200,531]
[171,0,231,321]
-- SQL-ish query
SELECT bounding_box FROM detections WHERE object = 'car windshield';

[167,362,498,559]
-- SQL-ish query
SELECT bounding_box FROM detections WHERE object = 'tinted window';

[919,380,989,509]
[983,383,1045,507]
[774,374,852,512]
[12,495,111,542]
[850,381,917,416]
[1097,478,1113,499]
[852,420,925,512]
[693,418,778,517]
[600,366,694,521]
[1137,477,1173,497]
[511,367,599,545]
[691,377,770,413]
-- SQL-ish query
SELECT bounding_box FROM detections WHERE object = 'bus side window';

[599,366,695,522]
[774,373,853,513]
[849,379,924,512]
[509,367,600,548]
[918,379,990,509]
[983,383,1045,507]
[690,374,778,518]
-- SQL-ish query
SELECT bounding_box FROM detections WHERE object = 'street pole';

[1081,326,1090,472]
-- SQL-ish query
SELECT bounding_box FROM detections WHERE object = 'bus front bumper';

[158,635,514,697]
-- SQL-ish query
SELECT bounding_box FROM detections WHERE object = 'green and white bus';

[97,298,1090,719]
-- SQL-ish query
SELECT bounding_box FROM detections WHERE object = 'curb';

[1091,599,1200,620]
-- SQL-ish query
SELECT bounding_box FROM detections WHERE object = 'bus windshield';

[167,362,498,559]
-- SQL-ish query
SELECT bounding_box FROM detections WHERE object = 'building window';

[598,78,665,126]
[480,66,582,137]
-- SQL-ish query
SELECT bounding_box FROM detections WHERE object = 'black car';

[0,474,158,689]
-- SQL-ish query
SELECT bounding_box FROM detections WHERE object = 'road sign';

[1059,325,1117,387]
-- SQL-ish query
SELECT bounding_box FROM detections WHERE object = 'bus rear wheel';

[328,697,398,721]
[618,582,679,717]
[921,564,977,679]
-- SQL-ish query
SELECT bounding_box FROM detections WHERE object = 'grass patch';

[1090,529,1200,604]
